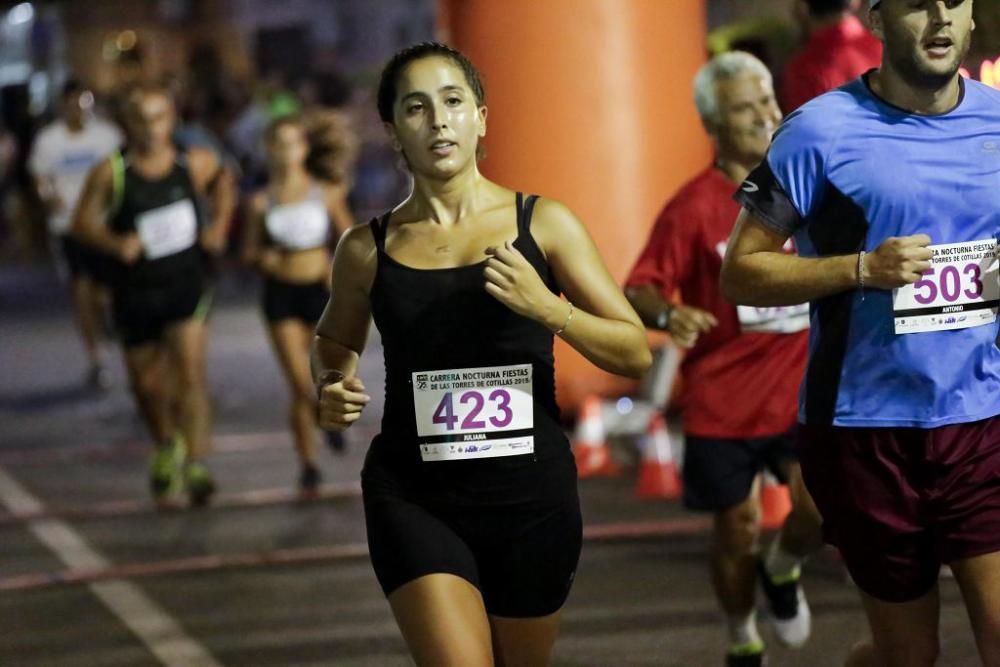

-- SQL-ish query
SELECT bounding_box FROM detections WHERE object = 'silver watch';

[655,307,672,331]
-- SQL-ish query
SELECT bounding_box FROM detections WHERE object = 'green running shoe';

[149,434,185,500]
[185,460,216,507]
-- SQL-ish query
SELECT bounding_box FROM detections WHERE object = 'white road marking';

[0,465,222,667]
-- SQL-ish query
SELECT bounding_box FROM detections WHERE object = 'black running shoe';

[86,363,112,391]
[325,430,346,454]
[299,464,322,496]
[757,560,811,647]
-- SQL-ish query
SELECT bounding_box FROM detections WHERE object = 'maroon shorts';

[798,416,1000,603]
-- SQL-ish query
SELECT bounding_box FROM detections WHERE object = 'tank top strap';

[521,194,540,233]
[515,192,541,238]
[370,211,391,251]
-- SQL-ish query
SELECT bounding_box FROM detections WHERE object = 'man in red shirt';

[782,0,882,112]
[626,52,822,667]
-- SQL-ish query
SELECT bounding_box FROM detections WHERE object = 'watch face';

[657,310,669,330]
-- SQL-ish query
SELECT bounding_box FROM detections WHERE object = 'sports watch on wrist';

[655,306,672,331]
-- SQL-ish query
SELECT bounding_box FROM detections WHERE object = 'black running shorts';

[112,273,208,348]
[361,441,582,618]
[261,277,329,325]
[682,430,798,511]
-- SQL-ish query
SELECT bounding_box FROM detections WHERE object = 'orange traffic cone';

[572,395,618,478]
[635,414,682,500]
[760,472,792,530]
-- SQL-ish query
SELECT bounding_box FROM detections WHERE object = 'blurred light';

[116,30,137,52]
[28,71,48,115]
[102,38,118,61]
[959,59,1000,91]
[615,397,634,415]
[7,3,34,25]
[80,90,95,110]
[980,58,999,89]
[0,63,32,86]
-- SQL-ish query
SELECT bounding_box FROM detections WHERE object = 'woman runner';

[312,43,651,665]
[242,114,356,496]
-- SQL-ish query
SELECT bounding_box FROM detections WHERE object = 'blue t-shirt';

[736,73,1000,428]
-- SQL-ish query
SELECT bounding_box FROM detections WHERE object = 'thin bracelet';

[857,250,866,301]
[553,302,574,336]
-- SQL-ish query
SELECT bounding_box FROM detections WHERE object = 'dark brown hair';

[267,112,358,185]
[377,42,485,123]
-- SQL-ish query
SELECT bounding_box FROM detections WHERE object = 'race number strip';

[412,363,534,461]
[135,199,199,260]
[419,436,535,462]
[737,303,809,333]
[893,240,999,334]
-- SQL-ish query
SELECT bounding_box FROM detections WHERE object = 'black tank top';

[368,193,570,500]
[108,152,204,286]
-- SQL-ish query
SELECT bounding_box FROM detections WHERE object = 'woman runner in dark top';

[73,84,235,507]
[312,43,651,665]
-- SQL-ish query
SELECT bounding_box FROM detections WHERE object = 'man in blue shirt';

[722,1,999,665]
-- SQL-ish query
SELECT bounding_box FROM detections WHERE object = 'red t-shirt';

[626,167,808,439]
[782,16,882,112]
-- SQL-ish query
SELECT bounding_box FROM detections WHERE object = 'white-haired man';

[625,52,823,667]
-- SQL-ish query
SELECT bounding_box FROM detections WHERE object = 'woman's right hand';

[318,376,371,432]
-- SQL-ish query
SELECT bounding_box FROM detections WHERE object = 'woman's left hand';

[483,240,558,322]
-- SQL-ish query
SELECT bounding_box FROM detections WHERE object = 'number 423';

[432,390,514,431]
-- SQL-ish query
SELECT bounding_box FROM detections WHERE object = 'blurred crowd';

[0,38,407,266]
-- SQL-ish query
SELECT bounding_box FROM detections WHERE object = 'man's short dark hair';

[805,0,852,18]
[62,79,86,99]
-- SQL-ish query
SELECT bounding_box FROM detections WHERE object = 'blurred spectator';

[1,83,45,260]
[228,72,301,188]
[104,45,151,130]
[28,79,122,387]
[782,0,881,112]
[163,71,237,172]
[0,122,18,256]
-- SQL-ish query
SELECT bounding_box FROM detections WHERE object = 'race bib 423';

[412,363,534,462]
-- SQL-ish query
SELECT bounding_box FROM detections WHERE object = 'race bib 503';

[893,239,999,334]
